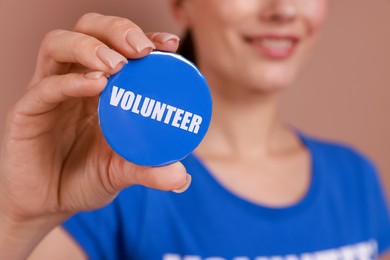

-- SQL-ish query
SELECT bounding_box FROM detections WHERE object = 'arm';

[380,251,390,260]
[28,227,86,260]
[0,13,188,259]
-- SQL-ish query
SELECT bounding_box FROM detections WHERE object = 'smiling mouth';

[262,38,294,48]
[244,36,299,59]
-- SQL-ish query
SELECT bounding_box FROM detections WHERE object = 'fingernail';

[85,71,106,79]
[172,174,192,193]
[152,32,180,44]
[97,46,128,69]
[126,30,156,53]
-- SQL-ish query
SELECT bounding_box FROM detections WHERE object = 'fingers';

[36,29,128,78]
[107,154,191,193]
[146,32,180,53]
[75,13,154,58]
[34,13,181,79]
[15,72,107,116]
[74,13,180,57]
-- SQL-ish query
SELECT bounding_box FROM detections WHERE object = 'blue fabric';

[62,133,390,259]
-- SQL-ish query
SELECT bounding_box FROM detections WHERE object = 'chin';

[247,70,297,93]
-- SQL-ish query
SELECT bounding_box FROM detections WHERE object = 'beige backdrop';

[1,0,389,199]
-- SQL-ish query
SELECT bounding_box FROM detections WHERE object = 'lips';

[244,35,299,59]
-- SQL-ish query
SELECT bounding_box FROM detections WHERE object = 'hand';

[0,13,188,226]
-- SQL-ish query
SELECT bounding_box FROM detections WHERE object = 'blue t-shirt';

[63,134,390,259]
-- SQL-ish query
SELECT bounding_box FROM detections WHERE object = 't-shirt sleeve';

[62,199,122,260]
[364,159,390,255]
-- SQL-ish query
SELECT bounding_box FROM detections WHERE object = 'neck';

[196,76,293,160]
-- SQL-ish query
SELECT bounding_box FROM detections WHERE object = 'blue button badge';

[98,51,212,166]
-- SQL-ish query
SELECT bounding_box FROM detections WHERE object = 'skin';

[178,0,328,93]
[0,14,188,260]
[0,0,389,259]
[175,0,328,207]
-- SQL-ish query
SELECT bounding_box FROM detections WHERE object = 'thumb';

[107,153,192,193]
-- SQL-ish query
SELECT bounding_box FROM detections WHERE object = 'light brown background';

[1,0,389,198]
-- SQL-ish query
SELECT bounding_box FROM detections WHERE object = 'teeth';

[261,39,293,49]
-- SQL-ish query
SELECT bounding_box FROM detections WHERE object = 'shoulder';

[298,131,384,195]
[301,133,390,255]
[299,132,378,174]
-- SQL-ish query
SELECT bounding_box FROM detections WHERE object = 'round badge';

[98,51,212,167]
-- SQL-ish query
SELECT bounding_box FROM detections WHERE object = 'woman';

[0,0,389,259]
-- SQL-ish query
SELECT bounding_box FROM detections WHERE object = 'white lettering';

[284,255,298,260]
[356,241,376,260]
[188,114,202,134]
[131,94,142,114]
[151,102,167,122]
[164,105,177,124]
[339,246,355,260]
[140,98,155,117]
[110,86,125,107]
[162,240,379,260]
[301,253,315,260]
[184,257,202,260]
[163,254,181,260]
[120,91,135,110]
[172,109,185,128]
[315,249,339,260]
[109,87,203,134]
[180,112,193,131]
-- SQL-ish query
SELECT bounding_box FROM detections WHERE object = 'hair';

[177,30,197,65]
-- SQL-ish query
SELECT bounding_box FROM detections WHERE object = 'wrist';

[0,211,69,259]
